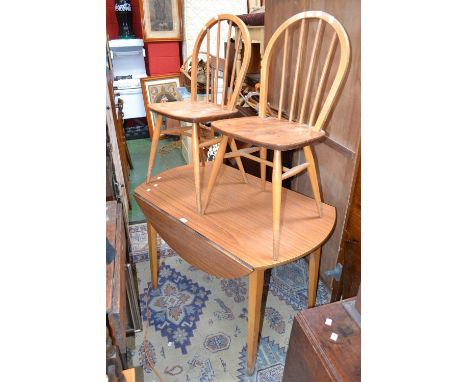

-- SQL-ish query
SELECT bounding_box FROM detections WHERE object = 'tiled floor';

[127,137,186,223]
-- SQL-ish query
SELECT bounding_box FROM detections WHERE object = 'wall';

[182,0,247,59]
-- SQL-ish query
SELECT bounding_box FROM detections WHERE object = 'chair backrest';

[259,11,351,131]
[190,14,252,110]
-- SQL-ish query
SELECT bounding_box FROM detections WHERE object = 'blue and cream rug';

[127,223,330,382]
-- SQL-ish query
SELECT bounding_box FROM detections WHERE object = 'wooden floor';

[134,163,336,271]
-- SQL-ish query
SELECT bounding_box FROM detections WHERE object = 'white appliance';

[109,39,147,119]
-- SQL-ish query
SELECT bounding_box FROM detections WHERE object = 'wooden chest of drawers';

[283,298,361,381]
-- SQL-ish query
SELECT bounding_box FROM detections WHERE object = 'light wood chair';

[146,14,252,214]
[203,11,351,260]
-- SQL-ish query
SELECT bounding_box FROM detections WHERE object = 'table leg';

[147,220,158,289]
[272,150,282,261]
[307,248,321,308]
[247,269,265,375]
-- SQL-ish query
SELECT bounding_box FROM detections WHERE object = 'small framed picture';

[141,74,182,135]
[139,0,183,42]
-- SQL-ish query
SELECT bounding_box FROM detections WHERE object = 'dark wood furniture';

[332,156,361,301]
[146,14,252,214]
[265,0,361,290]
[106,326,124,382]
[135,163,336,374]
[283,296,361,381]
[107,69,132,209]
[106,201,127,365]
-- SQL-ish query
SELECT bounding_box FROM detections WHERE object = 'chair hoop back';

[259,11,351,131]
[191,14,252,110]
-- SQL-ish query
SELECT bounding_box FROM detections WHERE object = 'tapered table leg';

[147,221,158,289]
[247,269,265,375]
[272,150,282,261]
[307,248,321,308]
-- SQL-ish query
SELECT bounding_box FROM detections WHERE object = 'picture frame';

[139,0,183,42]
[140,74,182,136]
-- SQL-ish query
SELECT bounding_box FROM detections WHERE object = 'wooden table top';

[134,163,336,271]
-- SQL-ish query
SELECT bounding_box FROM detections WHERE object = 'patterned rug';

[127,223,330,382]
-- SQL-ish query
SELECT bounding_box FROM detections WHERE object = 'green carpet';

[127,137,186,223]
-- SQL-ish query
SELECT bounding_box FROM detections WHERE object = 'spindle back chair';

[259,11,350,128]
[203,11,351,260]
[191,14,252,108]
[146,14,252,214]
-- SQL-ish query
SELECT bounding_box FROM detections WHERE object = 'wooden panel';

[332,158,361,301]
[283,297,361,381]
[134,163,336,270]
[137,197,252,278]
[106,71,130,220]
[265,0,361,287]
[345,158,361,241]
[106,201,127,355]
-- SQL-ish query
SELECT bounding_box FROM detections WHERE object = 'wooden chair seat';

[212,116,325,150]
[149,100,239,124]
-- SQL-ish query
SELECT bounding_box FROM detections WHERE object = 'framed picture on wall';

[139,0,183,41]
[141,75,182,135]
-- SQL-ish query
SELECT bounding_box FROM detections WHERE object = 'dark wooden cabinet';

[283,298,361,382]
[106,201,127,369]
[332,156,361,301]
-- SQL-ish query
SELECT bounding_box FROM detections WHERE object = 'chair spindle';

[222,21,233,106]
[229,32,241,101]
[206,28,211,102]
[278,29,289,121]
[309,32,338,127]
[289,19,306,122]
[214,20,221,105]
[299,19,324,124]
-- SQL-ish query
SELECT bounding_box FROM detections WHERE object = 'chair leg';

[307,248,321,308]
[272,150,282,261]
[303,145,322,217]
[191,123,202,214]
[229,138,248,183]
[260,147,267,191]
[147,220,159,289]
[146,114,163,184]
[198,125,206,167]
[247,269,265,375]
[202,135,229,214]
